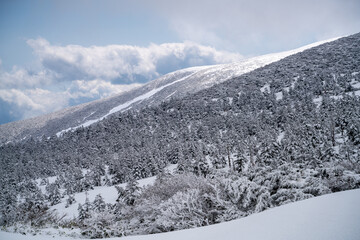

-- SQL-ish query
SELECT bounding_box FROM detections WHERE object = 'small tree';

[46,183,62,206]
[78,193,91,223]
[93,194,106,212]
[124,178,140,206]
[65,194,76,208]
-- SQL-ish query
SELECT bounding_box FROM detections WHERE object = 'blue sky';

[0,0,359,124]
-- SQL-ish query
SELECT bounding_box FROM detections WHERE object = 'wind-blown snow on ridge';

[1,189,359,240]
[56,73,201,136]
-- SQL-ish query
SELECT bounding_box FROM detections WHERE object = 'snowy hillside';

[1,189,359,240]
[1,33,359,239]
[0,37,338,144]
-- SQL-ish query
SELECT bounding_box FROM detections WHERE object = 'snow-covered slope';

[0,37,338,143]
[1,189,359,240]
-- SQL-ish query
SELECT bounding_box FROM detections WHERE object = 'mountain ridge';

[0,37,339,144]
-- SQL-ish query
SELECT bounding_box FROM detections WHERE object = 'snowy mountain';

[1,33,359,239]
[1,189,359,240]
[0,37,337,144]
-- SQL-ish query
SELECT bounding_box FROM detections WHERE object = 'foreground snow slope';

[2,189,359,240]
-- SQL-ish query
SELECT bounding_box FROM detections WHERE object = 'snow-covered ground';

[48,164,178,219]
[2,188,359,240]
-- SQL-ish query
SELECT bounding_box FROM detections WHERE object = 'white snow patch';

[275,91,283,100]
[82,111,96,121]
[277,131,285,143]
[165,91,177,99]
[351,82,360,89]
[56,127,74,137]
[330,95,343,100]
[35,176,57,194]
[313,96,323,107]
[291,76,299,89]
[205,155,213,168]
[260,83,270,93]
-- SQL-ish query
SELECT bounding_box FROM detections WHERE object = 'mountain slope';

[1,33,359,237]
[1,189,359,240]
[0,37,338,144]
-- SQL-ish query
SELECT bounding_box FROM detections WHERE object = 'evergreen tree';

[46,183,62,206]
[124,177,140,206]
[93,194,106,212]
[65,194,76,208]
[78,192,91,223]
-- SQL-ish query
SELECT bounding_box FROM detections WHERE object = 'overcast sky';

[0,0,359,124]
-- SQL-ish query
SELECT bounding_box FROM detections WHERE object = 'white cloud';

[0,89,44,111]
[0,66,54,89]
[27,38,243,83]
[0,88,68,120]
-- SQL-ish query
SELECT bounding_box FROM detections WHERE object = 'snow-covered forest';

[1,33,360,238]
[1,188,359,240]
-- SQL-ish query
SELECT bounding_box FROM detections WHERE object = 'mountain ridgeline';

[0,38,333,145]
[0,33,360,236]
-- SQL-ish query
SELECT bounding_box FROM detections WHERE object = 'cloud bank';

[27,38,242,83]
[0,39,243,124]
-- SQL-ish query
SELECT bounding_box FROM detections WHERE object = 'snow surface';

[2,189,360,240]
[277,131,285,143]
[275,91,283,100]
[49,164,178,219]
[313,96,323,107]
[260,83,270,93]
[352,82,360,89]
